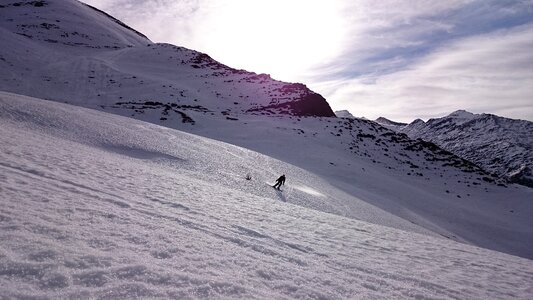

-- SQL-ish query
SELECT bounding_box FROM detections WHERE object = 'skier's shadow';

[267,182,287,202]
[275,189,287,202]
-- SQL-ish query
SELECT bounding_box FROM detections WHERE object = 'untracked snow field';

[1,93,533,299]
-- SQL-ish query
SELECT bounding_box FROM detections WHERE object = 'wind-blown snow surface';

[2,93,533,299]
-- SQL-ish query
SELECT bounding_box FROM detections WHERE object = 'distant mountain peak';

[411,118,425,125]
[447,110,477,119]
[402,111,533,187]
[373,117,408,131]
[335,110,355,119]
[375,117,407,127]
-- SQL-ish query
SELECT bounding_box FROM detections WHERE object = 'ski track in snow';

[1,94,533,299]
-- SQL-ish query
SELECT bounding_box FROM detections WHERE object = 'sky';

[82,0,533,122]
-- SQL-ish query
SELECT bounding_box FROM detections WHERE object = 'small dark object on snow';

[273,174,286,190]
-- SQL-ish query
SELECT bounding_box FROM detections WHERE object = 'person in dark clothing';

[273,174,286,190]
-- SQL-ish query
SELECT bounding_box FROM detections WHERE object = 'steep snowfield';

[2,92,533,299]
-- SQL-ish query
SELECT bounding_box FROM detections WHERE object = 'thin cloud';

[322,24,533,122]
[305,0,533,122]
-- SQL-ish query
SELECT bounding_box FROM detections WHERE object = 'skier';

[273,174,286,190]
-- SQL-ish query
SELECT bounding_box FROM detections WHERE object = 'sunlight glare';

[196,0,346,82]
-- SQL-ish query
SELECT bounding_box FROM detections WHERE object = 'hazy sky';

[83,0,533,122]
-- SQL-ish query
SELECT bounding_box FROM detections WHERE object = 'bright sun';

[195,0,346,82]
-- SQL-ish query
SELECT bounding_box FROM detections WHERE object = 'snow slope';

[402,110,533,187]
[2,92,533,299]
[177,109,533,260]
[1,0,533,260]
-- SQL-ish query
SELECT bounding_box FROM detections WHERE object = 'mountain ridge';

[401,110,533,187]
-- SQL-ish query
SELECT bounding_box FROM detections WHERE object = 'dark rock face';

[2,1,47,7]
[508,167,533,187]
[294,93,336,117]
[252,93,335,117]
[247,84,336,118]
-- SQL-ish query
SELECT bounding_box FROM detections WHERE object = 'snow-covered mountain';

[335,110,356,119]
[375,117,407,131]
[0,0,334,118]
[1,0,532,264]
[402,110,533,187]
[2,93,532,299]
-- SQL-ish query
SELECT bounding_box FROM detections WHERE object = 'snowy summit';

[335,110,356,119]
[447,109,477,120]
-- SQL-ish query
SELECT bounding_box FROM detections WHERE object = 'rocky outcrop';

[248,84,336,117]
